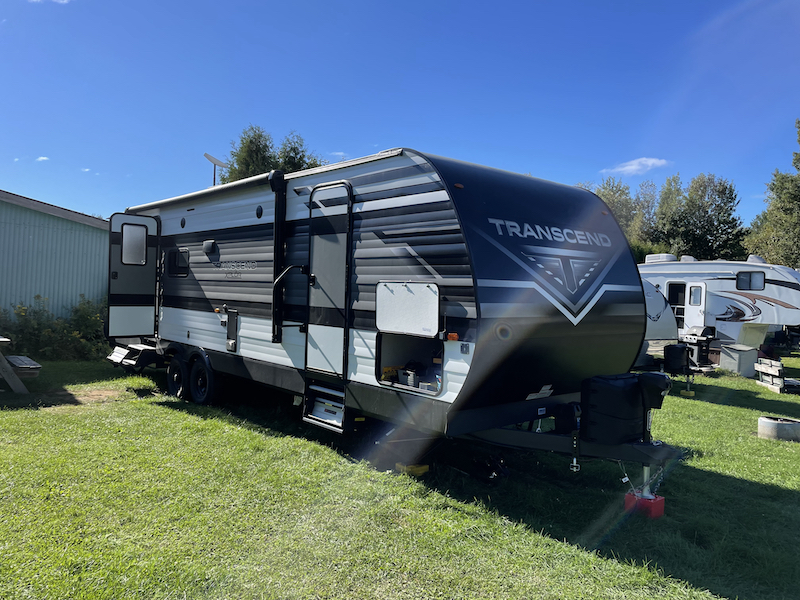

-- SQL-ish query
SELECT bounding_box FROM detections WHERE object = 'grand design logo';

[476,219,637,326]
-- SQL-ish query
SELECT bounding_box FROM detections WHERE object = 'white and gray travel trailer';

[638,254,800,348]
[107,148,677,468]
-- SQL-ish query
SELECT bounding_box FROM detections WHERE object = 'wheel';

[166,356,188,399]
[188,358,217,405]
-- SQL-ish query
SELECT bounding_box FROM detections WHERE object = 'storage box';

[720,344,757,377]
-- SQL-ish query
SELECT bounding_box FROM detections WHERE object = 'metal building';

[1,189,108,319]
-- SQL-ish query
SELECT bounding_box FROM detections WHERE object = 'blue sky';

[1,0,799,225]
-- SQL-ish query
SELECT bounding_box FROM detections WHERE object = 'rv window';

[168,248,190,277]
[736,271,765,291]
[121,224,147,266]
[689,286,702,306]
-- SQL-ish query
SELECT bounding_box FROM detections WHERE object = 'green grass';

[1,358,799,599]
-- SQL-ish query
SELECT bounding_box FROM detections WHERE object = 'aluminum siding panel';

[0,200,108,318]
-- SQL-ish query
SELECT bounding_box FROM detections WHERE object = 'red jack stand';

[624,464,665,518]
[624,492,665,518]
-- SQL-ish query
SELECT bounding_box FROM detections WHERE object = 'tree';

[219,126,326,184]
[630,179,658,243]
[593,177,635,237]
[746,119,800,266]
[656,173,746,260]
[653,174,685,248]
[580,177,658,245]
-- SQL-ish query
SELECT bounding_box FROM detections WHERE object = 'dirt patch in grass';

[1,387,135,410]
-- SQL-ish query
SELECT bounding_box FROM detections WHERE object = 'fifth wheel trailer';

[107,148,677,469]
[638,254,800,348]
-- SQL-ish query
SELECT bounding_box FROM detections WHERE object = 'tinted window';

[736,271,765,291]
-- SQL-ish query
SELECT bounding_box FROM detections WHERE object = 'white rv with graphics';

[638,254,800,347]
[107,148,677,467]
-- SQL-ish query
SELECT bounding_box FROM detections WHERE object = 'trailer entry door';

[684,281,707,331]
[108,213,159,338]
[305,182,353,377]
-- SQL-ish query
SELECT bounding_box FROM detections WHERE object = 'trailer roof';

[126,148,405,213]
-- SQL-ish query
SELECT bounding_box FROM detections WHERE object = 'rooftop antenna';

[204,153,229,186]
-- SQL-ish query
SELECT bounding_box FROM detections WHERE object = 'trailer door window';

[689,286,702,306]
[121,224,147,265]
[736,271,765,291]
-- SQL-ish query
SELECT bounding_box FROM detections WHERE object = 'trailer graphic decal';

[475,226,637,326]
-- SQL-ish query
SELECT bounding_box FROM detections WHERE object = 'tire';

[166,356,188,399]
[188,358,217,405]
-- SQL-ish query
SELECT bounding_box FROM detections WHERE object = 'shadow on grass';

[158,377,799,600]
[0,389,82,409]
[0,361,160,410]
[687,378,800,420]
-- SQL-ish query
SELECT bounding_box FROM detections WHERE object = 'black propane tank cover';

[579,373,646,445]
[580,373,642,421]
[664,343,690,375]
[638,372,671,411]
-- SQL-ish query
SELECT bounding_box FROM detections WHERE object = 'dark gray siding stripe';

[162,225,275,311]
[293,163,436,196]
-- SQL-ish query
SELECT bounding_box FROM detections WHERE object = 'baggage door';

[305,182,353,377]
[108,213,159,338]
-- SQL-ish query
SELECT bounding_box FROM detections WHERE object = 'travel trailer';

[638,254,800,348]
[107,148,676,468]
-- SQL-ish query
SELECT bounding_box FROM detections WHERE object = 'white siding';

[0,200,108,318]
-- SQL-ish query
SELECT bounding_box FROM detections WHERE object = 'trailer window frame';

[736,271,765,291]
[120,223,148,266]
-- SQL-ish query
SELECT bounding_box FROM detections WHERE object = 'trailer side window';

[689,286,702,306]
[121,224,147,265]
[736,271,765,291]
[167,248,190,277]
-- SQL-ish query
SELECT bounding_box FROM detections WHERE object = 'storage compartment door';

[108,213,159,338]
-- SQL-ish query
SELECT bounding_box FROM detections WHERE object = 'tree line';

[222,120,800,267]
[580,119,800,265]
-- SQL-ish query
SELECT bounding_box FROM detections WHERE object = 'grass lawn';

[1,356,799,599]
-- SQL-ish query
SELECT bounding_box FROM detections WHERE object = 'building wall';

[0,200,108,319]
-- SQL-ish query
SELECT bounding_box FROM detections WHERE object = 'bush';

[0,295,110,361]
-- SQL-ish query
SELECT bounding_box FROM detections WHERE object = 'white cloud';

[330,151,348,161]
[601,157,668,176]
[81,168,91,172]
[35,156,50,161]
[13,158,19,162]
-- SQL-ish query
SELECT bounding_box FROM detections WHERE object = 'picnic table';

[0,337,38,394]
